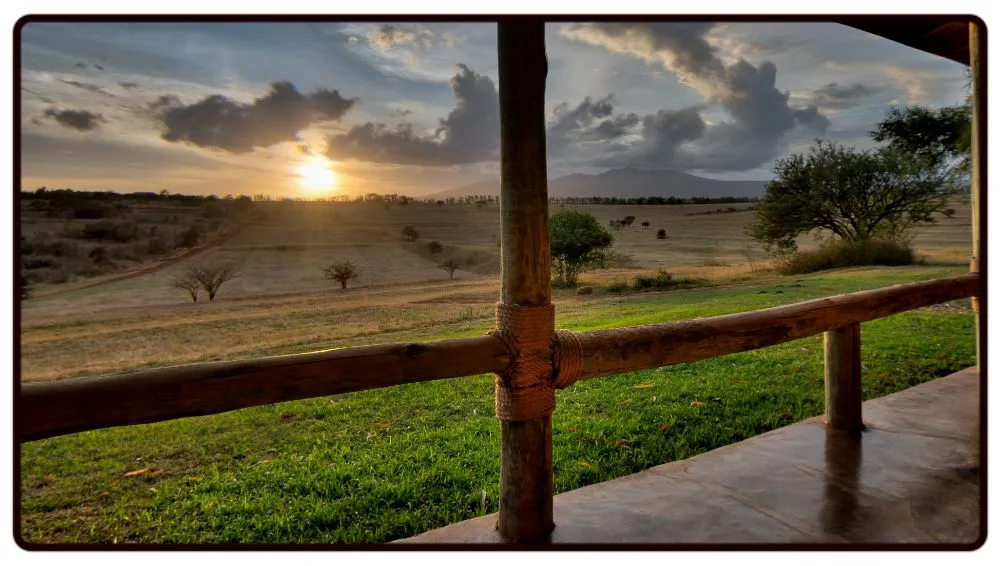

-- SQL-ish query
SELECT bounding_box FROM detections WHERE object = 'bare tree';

[323,261,360,289]
[171,272,201,302]
[439,259,460,280]
[188,263,240,301]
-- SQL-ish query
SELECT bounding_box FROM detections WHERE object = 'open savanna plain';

[18,199,975,543]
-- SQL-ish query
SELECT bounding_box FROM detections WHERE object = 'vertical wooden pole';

[495,21,554,542]
[969,21,984,371]
[824,323,863,436]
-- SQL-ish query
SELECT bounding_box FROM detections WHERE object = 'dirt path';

[31,224,249,299]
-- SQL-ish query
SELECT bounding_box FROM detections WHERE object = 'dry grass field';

[19,199,971,383]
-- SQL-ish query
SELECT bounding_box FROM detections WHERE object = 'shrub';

[632,270,702,291]
[175,224,204,248]
[427,241,443,256]
[80,220,139,242]
[323,261,360,289]
[656,229,667,239]
[606,280,629,293]
[439,259,460,279]
[641,221,650,228]
[781,238,915,275]
[24,257,61,270]
[88,246,110,264]
[20,273,31,300]
[147,237,171,255]
[402,226,420,242]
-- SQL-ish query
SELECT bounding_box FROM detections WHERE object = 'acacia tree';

[323,261,360,289]
[748,141,954,257]
[549,210,613,287]
[188,263,240,301]
[170,271,201,302]
[870,103,971,176]
[439,258,460,279]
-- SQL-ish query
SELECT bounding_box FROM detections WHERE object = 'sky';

[18,20,969,198]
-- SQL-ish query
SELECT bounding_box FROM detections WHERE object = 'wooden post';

[824,323,863,436]
[969,21,984,371]
[495,21,555,542]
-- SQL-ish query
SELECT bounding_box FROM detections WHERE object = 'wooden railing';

[19,273,978,441]
[16,21,984,545]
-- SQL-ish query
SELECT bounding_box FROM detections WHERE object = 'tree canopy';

[748,140,955,256]
[870,103,971,177]
[549,210,613,287]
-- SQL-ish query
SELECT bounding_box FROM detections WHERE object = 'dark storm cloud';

[150,81,358,154]
[561,22,829,171]
[324,64,499,165]
[546,95,640,153]
[804,81,887,110]
[42,107,105,131]
[119,81,140,90]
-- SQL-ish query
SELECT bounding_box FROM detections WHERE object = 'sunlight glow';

[297,156,338,192]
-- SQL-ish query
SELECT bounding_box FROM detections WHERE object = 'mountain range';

[427,168,769,200]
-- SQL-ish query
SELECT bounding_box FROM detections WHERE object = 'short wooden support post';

[494,20,555,543]
[824,323,863,436]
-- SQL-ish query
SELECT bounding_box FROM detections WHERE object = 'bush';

[24,257,61,270]
[88,246,110,264]
[656,229,667,239]
[781,238,915,275]
[80,220,139,242]
[427,241,443,256]
[176,224,204,248]
[632,269,702,291]
[147,237,171,255]
[322,261,360,289]
[606,280,629,293]
[402,226,420,242]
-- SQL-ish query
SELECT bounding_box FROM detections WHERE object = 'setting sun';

[297,156,338,192]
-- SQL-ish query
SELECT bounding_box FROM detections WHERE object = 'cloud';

[42,107,105,131]
[389,107,413,117]
[150,81,358,154]
[560,22,828,171]
[797,81,887,111]
[324,64,499,166]
[60,78,119,99]
[546,95,640,153]
[118,81,140,90]
[367,25,438,51]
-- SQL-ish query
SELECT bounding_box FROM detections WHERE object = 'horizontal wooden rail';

[19,274,978,443]
[19,335,510,442]
[574,274,979,381]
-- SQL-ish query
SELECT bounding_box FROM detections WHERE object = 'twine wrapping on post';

[553,329,584,389]
[490,303,556,421]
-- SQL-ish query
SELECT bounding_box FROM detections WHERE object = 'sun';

[297,156,338,192]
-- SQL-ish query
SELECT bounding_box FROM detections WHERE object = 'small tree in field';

[748,140,954,257]
[427,241,443,256]
[171,271,201,302]
[656,229,667,239]
[188,263,240,301]
[641,221,650,228]
[439,258,460,279]
[323,261,360,289]
[402,226,420,242]
[622,215,636,227]
[550,210,613,287]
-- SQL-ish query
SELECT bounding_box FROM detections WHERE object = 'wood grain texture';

[824,324,863,436]
[969,22,984,369]
[574,274,979,381]
[19,335,510,442]
[496,20,555,543]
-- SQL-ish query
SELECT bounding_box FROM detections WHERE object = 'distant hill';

[427,168,768,200]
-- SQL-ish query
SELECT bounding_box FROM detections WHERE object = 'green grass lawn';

[19,265,976,544]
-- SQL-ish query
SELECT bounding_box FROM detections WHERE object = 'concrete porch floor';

[400,367,982,545]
